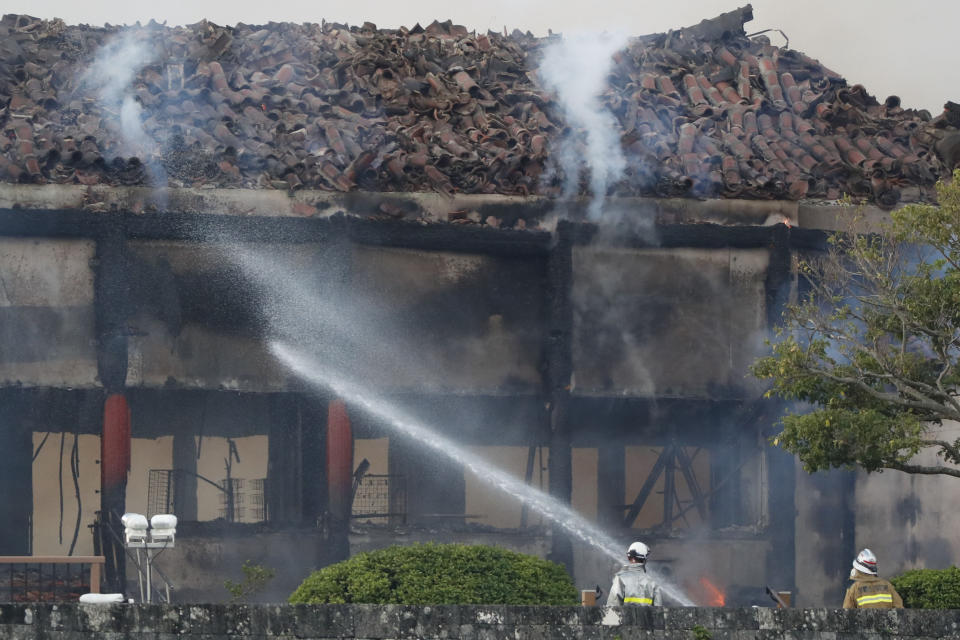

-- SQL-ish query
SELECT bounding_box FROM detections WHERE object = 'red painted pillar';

[326,399,353,523]
[100,392,130,593]
[101,393,131,494]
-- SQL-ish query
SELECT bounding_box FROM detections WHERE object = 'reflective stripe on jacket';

[606,564,663,607]
[842,572,903,609]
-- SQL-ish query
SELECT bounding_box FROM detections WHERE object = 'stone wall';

[2,604,960,639]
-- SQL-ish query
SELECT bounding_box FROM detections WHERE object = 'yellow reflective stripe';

[857,593,893,605]
[624,597,653,604]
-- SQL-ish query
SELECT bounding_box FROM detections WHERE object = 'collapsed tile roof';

[1,6,958,208]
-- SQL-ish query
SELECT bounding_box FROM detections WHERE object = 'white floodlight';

[121,512,149,544]
[149,514,177,544]
[123,512,178,604]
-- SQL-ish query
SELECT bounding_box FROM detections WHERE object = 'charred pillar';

[267,393,303,524]
[544,222,574,572]
[597,445,625,529]
[0,390,31,554]
[710,408,744,528]
[764,224,796,594]
[94,226,130,593]
[172,431,198,521]
[299,396,325,526]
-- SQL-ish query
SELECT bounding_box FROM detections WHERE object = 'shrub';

[224,561,276,602]
[891,567,960,609]
[289,543,579,605]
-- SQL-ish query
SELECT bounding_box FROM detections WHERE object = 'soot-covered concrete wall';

[853,423,960,582]
[3,236,773,397]
[572,246,769,398]
[124,240,545,393]
[0,238,98,387]
[2,604,959,639]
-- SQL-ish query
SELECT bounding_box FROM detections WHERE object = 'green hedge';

[289,543,579,605]
[891,567,960,609]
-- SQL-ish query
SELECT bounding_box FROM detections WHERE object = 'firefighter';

[842,548,903,609]
[606,541,663,607]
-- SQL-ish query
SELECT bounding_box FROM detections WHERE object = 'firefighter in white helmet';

[606,541,663,607]
[842,548,903,609]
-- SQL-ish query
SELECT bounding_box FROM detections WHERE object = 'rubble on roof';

[0,7,957,209]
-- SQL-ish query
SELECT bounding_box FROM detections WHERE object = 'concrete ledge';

[0,183,888,230]
[2,603,960,638]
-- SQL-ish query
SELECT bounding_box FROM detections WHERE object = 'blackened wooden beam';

[298,395,326,526]
[0,208,553,255]
[544,220,575,573]
[172,432,199,521]
[93,226,130,593]
[761,226,798,595]
[0,208,827,254]
[0,390,32,554]
[764,223,794,329]
[267,394,304,525]
[765,435,796,595]
[93,227,129,391]
[569,220,828,250]
[597,445,626,529]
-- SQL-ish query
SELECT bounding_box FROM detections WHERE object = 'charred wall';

[572,246,769,397]
[0,197,836,601]
[119,240,545,393]
[0,238,98,387]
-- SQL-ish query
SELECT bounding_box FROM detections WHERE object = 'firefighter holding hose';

[843,548,903,609]
[606,541,663,607]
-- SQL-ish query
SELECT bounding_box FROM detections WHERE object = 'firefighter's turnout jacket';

[606,563,663,607]
[843,571,903,609]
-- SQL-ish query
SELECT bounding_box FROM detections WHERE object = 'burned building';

[1,5,958,605]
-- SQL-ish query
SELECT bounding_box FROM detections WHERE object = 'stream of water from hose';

[269,340,695,606]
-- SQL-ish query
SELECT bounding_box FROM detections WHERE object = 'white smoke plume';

[77,29,167,190]
[79,29,153,107]
[539,32,629,221]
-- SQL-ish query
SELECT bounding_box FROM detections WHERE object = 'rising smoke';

[538,32,629,221]
[76,28,168,192]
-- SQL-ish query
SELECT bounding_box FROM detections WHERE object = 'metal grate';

[218,478,245,522]
[0,561,95,602]
[249,478,268,522]
[147,469,176,518]
[352,474,406,522]
[148,470,269,523]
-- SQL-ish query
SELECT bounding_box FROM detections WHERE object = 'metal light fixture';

[121,512,177,602]
[121,512,149,544]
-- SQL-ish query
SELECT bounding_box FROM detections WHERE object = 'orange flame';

[699,577,726,607]
[783,216,793,229]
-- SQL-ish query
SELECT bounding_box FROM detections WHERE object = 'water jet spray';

[269,339,695,606]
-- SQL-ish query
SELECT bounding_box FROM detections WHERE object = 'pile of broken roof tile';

[0,6,958,207]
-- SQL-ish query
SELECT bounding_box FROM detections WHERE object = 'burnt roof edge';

[0,184,890,233]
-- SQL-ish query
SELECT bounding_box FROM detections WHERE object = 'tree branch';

[806,366,960,419]
[922,439,960,463]
[887,461,960,478]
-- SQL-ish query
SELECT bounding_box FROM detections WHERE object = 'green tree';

[289,543,578,605]
[752,171,960,478]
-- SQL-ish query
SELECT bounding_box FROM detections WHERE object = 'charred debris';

[0,6,958,217]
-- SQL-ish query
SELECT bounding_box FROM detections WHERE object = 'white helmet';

[853,548,878,575]
[627,541,649,562]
